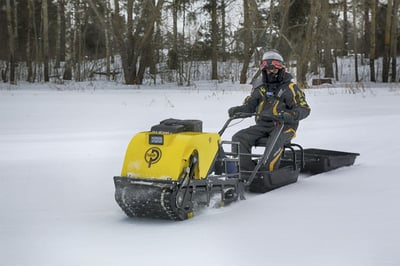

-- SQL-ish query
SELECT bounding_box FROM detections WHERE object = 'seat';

[254,137,304,170]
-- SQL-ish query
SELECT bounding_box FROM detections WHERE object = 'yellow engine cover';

[121,131,221,181]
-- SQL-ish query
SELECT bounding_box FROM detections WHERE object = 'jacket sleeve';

[234,86,264,114]
[285,83,311,121]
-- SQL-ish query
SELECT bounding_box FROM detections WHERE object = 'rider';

[228,50,311,179]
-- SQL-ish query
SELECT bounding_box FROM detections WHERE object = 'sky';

[1,80,400,266]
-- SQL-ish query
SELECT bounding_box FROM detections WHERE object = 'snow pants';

[232,124,295,175]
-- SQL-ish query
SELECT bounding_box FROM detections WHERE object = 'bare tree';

[42,0,50,82]
[32,0,40,82]
[382,0,393,82]
[220,0,227,62]
[63,2,73,80]
[369,0,376,82]
[310,0,321,76]
[136,1,161,84]
[2,0,398,85]
[6,0,16,84]
[27,0,34,82]
[390,0,399,82]
[13,0,19,63]
[343,0,349,55]
[352,0,359,82]
[321,0,334,78]
[239,0,251,84]
[104,1,111,80]
[169,0,179,75]
[276,0,292,49]
[239,0,263,84]
[296,0,318,88]
[211,0,218,80]
[55,0,64,69]
[112,0,165,85]
[362,0,370,57]
[73,0,83,81]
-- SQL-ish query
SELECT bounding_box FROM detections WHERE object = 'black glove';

[277,110,299,123]
[228,106,241,117]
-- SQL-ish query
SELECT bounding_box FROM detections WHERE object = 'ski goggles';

[260,59,284,71]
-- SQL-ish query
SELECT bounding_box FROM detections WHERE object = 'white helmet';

[260,50,284,70]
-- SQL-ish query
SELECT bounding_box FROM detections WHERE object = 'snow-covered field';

[1,81,400,266]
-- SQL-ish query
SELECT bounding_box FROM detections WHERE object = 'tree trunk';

[6,0,16,84]
[27,0,33,82]
[211,0,218,80]
[221,0,227,62]
[239,0,251,84]
[310,0,321,75]
[13,0,19,62]
[63,8,73,80]
[124,0,136,84]
[73,0,82,81]
[170,0,181,85]
[112,0,128,83]
[60,0,66,61]
[321,0,334,78]
[181,2,187,85]
[276,0,292,49]
[31,0,39,82]
[334,50,339,81]
[352,0,359,82]
[296,0,317,88]
[55,0,62,68]
[390,0,399,82]
[369,0,376,82]
[363,0,370,57]
[343,0,349,55]
[239,0,261,84]
[382,0,393,82]
[113,0,164,85]
[42,0,49,82]
[105,1,111,80]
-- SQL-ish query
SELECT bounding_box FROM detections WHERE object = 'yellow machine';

[114,119,244,220]
[120,131,220,181]
[114,116,359,221]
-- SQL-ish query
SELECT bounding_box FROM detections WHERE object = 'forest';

[0,0,399,88]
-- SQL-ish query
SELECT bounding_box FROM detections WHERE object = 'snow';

[1,81,400,266]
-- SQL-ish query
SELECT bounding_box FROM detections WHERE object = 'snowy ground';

[1,81,400,266]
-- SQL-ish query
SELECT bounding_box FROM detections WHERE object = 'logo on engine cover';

[145,147,162,168]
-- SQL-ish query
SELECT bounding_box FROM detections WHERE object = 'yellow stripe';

[256,90,266,118]
[256,99,265,120]
[288,83,297,104]
[284,128,297,139]
[269,149,283,171]
[272,100,279,115]
[297,90,310,108]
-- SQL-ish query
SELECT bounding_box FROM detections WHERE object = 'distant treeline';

[0,0,399,87]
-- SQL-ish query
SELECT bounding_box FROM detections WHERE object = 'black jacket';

[234,73,310,129]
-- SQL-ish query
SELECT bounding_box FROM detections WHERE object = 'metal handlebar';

[218,112,284,136]
[218,113,254,136]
